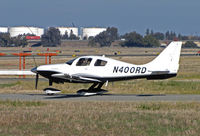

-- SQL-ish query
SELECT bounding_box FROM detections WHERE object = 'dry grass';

[0,79,200,95]
[0,101,200,136]
[0,47,200,136]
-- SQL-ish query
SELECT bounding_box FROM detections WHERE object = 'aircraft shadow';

[136,94,165,97]
[107,94,166,97]
[26,93,83,99]
[27,93,166,100]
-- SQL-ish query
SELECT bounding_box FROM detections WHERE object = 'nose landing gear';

[43,88,61,95]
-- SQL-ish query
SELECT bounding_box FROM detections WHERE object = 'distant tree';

[62,31,68,40]
[121,32,144,47]
[41,27,61,47]
[152,32,165,40]
[165,31,177,40]
[0,33,11,47]
[12,35,27,47]
[146,28,150,35]
[107,27,119,40]
[178,34,182,40]
[183,41,199,48]
[178,34,189,40]
[0,33,27,47]
[83,36,87,40]
[88,27,119,47]
[25,33,36,36]
[90,31,111,47]
[68,30,79,40]
[88,36,94,40]
[143,35,160,47]
[150,30,154,35]
[165,31,170,40]
[170,31,176,40]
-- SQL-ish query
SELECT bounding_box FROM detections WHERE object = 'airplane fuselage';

[35,55,176,84]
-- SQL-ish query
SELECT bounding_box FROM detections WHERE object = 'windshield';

[66,58,76,65]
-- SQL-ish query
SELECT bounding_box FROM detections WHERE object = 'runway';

[0,93,200,102]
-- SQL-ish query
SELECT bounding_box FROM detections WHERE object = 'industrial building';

[82,27,107,39]
[0,27,8,33]
[8,26,44,37]
[0,26,108,40]
[56,27,78,36]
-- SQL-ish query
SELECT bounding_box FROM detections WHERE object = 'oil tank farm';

[56,27,78,36]
[9,26,44,37]
[0,27,8,33]
[82,27,106,39]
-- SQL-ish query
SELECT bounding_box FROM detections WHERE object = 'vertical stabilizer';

[147,41,182,73]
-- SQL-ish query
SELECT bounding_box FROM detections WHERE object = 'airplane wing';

[51,73,102,83]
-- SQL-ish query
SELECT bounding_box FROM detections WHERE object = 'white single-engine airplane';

[31,41,182,95]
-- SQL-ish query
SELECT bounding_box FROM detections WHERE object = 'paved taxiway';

[0,93,200,102]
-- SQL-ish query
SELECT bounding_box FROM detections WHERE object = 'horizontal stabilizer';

[150,71,170,75]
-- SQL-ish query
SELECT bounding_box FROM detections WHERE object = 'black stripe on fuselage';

[90,73,177,82]
[37,70,177,84]
[37,70,59,79]
[37,70,92,83]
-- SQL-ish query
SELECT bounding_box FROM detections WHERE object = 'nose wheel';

[43,88,61,95]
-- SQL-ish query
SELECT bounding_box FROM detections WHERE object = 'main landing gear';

[43,82,108,96]
[77,82,108,96]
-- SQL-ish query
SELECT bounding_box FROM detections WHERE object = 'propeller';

[35,73,39,89]
[31,56,39,89]
[31,67,39,89]
[31,55,39,89]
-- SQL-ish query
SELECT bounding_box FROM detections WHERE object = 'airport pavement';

[0,93,200,102]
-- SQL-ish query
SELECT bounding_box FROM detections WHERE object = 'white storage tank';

[38,28,44,36]
[9,26,44,37]
[56,27,78,36]
[82,27,107,39]
[0,27,8,33]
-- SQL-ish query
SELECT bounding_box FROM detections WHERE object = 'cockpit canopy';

[66,57,108,67]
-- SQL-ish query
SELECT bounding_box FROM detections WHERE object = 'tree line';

[88,28,160,47]
[0,33,27,47]
[0,27,200,48]
[145,29,200,41]
[88,28,200,48]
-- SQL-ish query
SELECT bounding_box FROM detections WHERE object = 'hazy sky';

[0,0,199,35]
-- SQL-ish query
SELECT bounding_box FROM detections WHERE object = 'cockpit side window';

[94,59,107,66]
[76,58,92,66]
[66,58,76,65]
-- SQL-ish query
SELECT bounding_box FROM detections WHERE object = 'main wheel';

[77,89,108,96]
